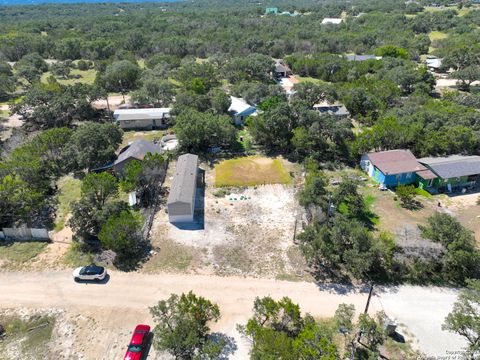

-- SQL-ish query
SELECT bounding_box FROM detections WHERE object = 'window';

[427,179,434,187]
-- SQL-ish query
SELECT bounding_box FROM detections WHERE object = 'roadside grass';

[121,129,166,148]
[142,238,200,273]
[428,31,448,41]
[62,242,94,268]
[54,175,82,231]
[0,242,47,264]
[415,187,433,199]
[41,68,97,85]
[215,156,292,187]
[0,313,55,357]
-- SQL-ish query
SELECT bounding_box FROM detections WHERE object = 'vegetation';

[149,292,224,360]
[443,279,480,356]
[215,156,291,187]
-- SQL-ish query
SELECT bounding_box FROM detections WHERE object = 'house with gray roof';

[167,154,198,223]
[417,155,480,193]
[113,108,171,130]
[113,140,162,174]
[312,101,350,119]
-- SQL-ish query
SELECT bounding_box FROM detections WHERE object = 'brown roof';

[416,169,438,180]
[367,150,426,175]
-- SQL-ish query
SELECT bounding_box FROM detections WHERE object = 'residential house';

[321,18,343,25]
[274,59,292,78]
[228,96,257,125]
[167,154,199,223]
[113,108,171,130]
[312,101,350,119]
[345,55,382,61]
[417,155,480,193]
[360,150,427,188]
[265,7,278,14]
[113,140,162,174]
[425,57,443,73]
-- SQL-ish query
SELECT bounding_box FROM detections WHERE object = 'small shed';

[113,108,171,130]
[113,140,162,174]
[167,154,198,223]
[228,97,257,125]
[265,7,278,14]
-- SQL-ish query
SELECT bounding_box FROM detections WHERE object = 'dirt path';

[0,271,372,359]
[0,271,467,359]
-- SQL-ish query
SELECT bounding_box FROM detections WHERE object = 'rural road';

[0,271,468,358]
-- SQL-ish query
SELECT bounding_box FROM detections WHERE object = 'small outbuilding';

[113,108,171,130]
[113,140,162,174]
[274,59,293,78]
[167,154,199,223]
[228,96,257,125]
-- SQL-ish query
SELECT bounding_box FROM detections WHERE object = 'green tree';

[98,210,144,267]
[208,88,231,115]
[97,60,141,92]
[66,122,123,170]
[395,185,417,209]
[175,108,236,152]
[149,291,223,360]
[50,62,71,79]
[357,313,385,352]
[443,279,480,357]
[239,296,337,360]
[81,172,119,208]
[130,78,175,107]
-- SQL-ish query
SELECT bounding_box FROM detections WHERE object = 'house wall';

[117,118,169,130]
[233,108,256,126]
[168,202,194,223]
[419,175,478,192]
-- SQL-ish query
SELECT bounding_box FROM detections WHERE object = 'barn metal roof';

[167,154,198,205]
[418,155,480,179]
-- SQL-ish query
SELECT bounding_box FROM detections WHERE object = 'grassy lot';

[215,156,292,187]
[0,242,47,264]
[296,76,325,84]
[41,68,97,85]
[428,31,448,41]
[0,312,56,358]
[121,129,167,148]
[62,242,94,268]
[54,175,82,231]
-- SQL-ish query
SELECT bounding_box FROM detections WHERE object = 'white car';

[72,265,107,282]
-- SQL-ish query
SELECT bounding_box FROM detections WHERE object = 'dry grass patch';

[215,156,291,187]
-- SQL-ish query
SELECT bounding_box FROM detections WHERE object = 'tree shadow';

[208,332,238,360]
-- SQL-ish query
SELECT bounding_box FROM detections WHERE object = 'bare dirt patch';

[145,161,308,279]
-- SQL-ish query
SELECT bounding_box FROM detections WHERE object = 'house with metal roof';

[113,108,171,130]
[312,101,350,119]
[228,96,257,125]
[113,140,162,174]
[167,154,198,223]
[360,150,427,188]
[345,55,382,62]
[321,18,343,25]
[417,155,480,193]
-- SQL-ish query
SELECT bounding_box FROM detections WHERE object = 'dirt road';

[0,271,467,359]
[0,271,372,359]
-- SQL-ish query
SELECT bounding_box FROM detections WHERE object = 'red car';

[123,324,151,360]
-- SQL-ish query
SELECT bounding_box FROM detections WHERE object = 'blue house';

[360,150,427,188]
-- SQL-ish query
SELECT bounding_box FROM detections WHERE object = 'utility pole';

[357,283,374,342]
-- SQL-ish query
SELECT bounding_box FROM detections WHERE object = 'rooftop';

[228,96,256,115]
[367,150,427,175]
[167,154,198,205]
[114,140,162,165]
[418,155,480,179]
[345,54,382,61]
[113,108,171,121]
[322,18,343,24]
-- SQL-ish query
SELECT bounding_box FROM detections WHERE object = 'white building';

[113,108,171,130]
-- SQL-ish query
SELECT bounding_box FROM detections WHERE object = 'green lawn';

[428,31,448,41]
[41,68,97,85]
[54,175,82,231]
[0,242,47,263]
[215,156,292,187]
[296,76,325,84]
